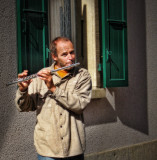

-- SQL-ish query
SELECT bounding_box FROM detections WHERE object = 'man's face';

[52,40,75,68]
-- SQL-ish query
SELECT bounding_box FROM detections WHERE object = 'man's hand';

[37,69,56,92]
[18,70,32,92]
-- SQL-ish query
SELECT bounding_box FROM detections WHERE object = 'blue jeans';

[37,154,84,160]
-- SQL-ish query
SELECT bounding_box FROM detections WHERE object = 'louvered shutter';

[101,0,128,87]
[17,0,49,74]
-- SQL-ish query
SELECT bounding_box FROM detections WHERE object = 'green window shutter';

[17,0,49,74]
[101,0,128,87]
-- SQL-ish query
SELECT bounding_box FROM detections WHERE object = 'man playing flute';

[15,37,92,160]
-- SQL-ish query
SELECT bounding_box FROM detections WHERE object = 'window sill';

[91,88,106,99]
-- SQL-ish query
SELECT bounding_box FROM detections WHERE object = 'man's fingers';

[18,70,28,78]
[17,70,32,92]
[38,69,51,75]
[37,70,51,79]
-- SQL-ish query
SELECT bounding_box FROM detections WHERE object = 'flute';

[6,62,80,86]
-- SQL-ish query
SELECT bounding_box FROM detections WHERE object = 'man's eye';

[62,53,67,56]
[70,51,74,54]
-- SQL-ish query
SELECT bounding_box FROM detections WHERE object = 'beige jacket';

[15,63,92,158]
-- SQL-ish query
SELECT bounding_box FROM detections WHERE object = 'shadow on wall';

[84,0,148,135]
[0,80,16,152]
[0,74,36,159]
[84,98,117,126]
[85,81,148,135]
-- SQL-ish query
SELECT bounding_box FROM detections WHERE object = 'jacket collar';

[49,62,79,85]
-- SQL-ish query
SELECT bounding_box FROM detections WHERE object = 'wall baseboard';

[85,139,157,160]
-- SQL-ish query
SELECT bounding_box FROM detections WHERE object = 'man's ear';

[52,53,57,61]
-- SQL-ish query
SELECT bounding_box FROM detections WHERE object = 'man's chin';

[66,67,73,71]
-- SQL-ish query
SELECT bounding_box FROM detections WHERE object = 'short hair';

[50,37,71,56]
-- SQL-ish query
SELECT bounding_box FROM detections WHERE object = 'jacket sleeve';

[15,84,37,112]
[52,70,92,114]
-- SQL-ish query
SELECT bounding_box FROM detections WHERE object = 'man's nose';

[67,53,73,59]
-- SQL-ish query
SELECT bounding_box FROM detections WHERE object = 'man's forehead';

[57,40,74,50]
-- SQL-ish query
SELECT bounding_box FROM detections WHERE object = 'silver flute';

[6,62,80,86]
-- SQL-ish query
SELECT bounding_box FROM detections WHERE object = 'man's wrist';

[19,87,28,92]
[49,86,56,93]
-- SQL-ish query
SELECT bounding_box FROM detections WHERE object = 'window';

[49,0,77,64]
[16,0,49,74]
[101,0,128,87]
[49,0,76,49]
